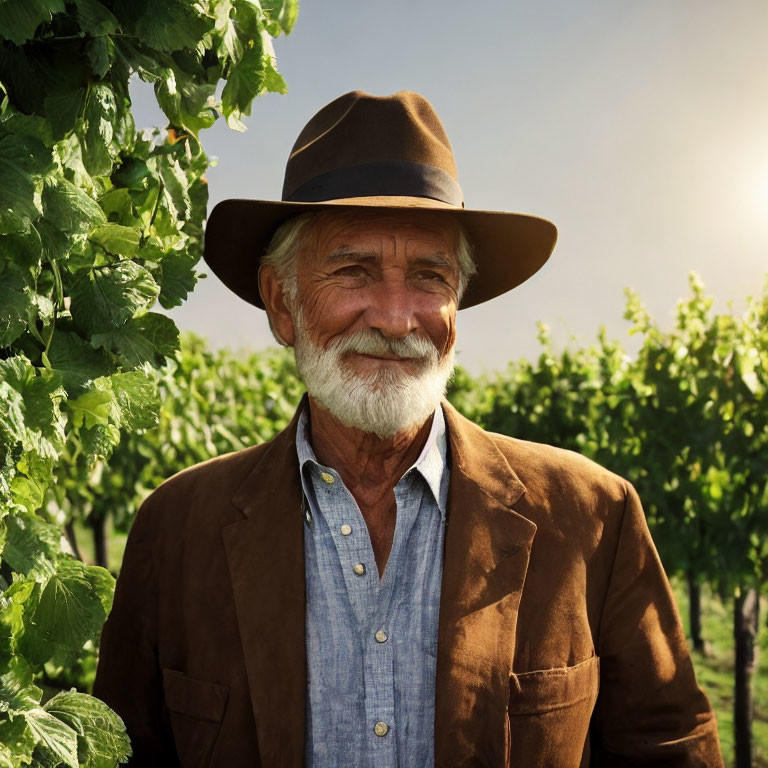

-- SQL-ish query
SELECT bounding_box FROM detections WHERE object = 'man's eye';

[416,271,447,282]
[335,265,366,277]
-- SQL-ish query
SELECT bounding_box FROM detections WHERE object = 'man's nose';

[363,273,418,339]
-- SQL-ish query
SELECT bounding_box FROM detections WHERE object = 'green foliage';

[62,334,303,538]
[0,0,297,764]
[450,322,639,467]
[623,274,768,592]
[449,274,768,595]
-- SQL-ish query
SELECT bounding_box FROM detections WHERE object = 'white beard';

[292,309,455,439]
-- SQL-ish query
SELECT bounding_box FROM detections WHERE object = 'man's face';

[295,210,460,363]
[277,209,463,437]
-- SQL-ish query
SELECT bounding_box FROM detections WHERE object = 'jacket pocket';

[507,656,599,767]
[162,668,229,768]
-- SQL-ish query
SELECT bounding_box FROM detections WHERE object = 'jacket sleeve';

[92,494,179,767]
[590,481,724,767]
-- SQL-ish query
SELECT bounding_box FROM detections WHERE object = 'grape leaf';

[0,655,43,715]
[262,0,299,35]
[20,557,108,667]
[9,474,46,515]
[0,380,25,447]
[69,261,159,336]
[47,331,113,396]
[68,368,162,432]
[133,0,209,52]
[213,0,242,64]
[72,0,119,37]
[0,264,33,347]
[22,370,64,432]
[66,389,114,430]
[43,87,87,140]
[42,178,106,235]
[0,133,53,233]
[157,155,191,221]
[92,312,179,368]
[0,223,43,273]
[44,691,131,768]
[109,159,149,192]
[230,0,260,39]
[1,512,59,578]
[221,42,266,117]
[89,223,140,257]
[110,370,161,430]
[79,421,121,460]
[0,713,36,766]
[80,565,115,618]
[262,49,287,95]
[158,251,199,309]
[80,84,117,177]
[0,355,33,394]
[0,108,55,148]
[18,370,66,461]
[0,360,66,466]
[36,219,73,262]
[0,578,36,640]
[85,37,112,79]
[0,0,65,46]
[25,707,78,768]
[153,66,182,125]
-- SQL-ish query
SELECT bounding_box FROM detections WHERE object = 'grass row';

[672,580,768,767]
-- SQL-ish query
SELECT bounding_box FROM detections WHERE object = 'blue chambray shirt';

[296,404,449,768]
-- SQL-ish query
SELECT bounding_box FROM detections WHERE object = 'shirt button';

[340,524,352,536]
[375,629,388,643]
[320,471,335,484]
[374,721,389,737]
[353,563,366,576]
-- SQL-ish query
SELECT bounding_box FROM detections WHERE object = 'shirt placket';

[310,466,377,630]
[364,472,425,766]
[316,464,395,767]
[310,465,428,768]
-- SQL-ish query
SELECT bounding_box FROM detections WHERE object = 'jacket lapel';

[436,402,537,767]
[222,403,306,768]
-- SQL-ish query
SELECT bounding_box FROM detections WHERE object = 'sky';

[131,0,768,373]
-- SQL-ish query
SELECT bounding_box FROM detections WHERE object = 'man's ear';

[258,265,296,347]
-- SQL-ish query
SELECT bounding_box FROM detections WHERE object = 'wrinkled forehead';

[301,208,462,262]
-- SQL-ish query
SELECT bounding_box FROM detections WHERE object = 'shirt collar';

[295,403,449,518]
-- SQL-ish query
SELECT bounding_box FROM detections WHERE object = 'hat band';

[283,160,464,207]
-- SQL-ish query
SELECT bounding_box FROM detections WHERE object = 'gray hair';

[260,210,477,321]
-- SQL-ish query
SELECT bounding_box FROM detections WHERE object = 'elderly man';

[93,91,723,767]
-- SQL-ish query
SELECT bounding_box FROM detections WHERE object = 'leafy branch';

[0,0,298,765]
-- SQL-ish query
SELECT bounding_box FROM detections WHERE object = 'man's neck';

[306,396,434,501]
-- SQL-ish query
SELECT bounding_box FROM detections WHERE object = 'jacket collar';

[223,397,536,767]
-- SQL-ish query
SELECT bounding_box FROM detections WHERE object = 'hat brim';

[202,196,557,310]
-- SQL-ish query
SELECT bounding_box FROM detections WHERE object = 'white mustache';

[328,329,439,362]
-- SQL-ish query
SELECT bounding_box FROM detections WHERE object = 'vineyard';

[0,1,766,767]
[52,274,768,767]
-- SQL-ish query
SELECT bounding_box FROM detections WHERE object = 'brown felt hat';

[203,90,557,310]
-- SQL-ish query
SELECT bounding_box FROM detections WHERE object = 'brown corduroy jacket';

[93,400,723,768]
